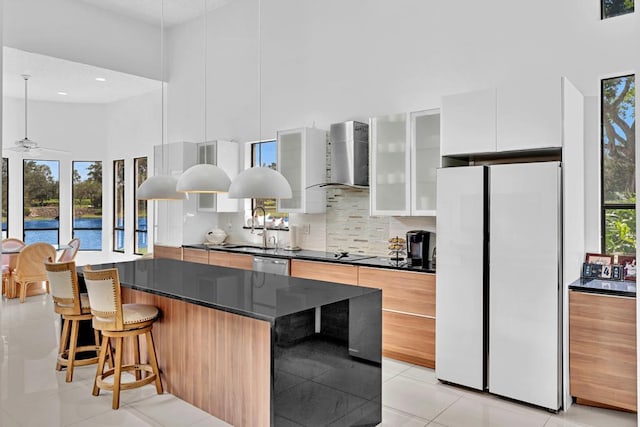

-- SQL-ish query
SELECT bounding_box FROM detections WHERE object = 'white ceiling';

[3,47,161,104]
[77,0,233,27]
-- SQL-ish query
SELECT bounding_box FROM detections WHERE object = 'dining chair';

[13,242,56,303]
[2,238,26,297]
[58,238,81,262]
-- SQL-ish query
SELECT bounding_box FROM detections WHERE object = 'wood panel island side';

[81,258,382,427]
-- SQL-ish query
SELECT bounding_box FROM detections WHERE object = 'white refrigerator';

[436,161,562,411]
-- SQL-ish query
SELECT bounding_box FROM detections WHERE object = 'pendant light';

[228,0,292,200]
[176,0,231,194]
[137,0,186,201]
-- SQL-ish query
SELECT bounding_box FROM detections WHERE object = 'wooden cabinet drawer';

[290,260,358,285]
[153,245,183,260]
[358,267,435,317]
[209,251,253,270]
[183,248,209,264]
[383,310,435,368]
[569,291,637,411]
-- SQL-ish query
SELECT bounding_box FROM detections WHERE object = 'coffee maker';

[406,230,434,268]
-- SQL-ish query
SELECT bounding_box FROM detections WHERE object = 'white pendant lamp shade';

[177,164,231,193]
[136,175,186,200]
[228,167,292,199]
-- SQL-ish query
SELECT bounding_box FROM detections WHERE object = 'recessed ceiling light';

[95,77,107,82]
[57,91,68,96]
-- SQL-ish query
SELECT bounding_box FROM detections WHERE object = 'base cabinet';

[153,245,183,260]
[290,259,358,285]
[183,248,209,264]
[569,291,637,412]
[208,252,253,270]
[383,311,435,368]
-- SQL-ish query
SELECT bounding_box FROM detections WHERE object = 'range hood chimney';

[311,121,369,190]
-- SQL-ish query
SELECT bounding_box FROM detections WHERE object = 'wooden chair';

[2,238,26,297]
[13,242,56,303]
[83,266,163,409]
[58,238,81,262]
[45,258,101,382]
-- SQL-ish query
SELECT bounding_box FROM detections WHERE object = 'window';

[601,74,636,254]
[113,160,125,252]
[251,140,288,227]
[73,161,102,250]
[602,0,634,18]
[134,157,148,255]
[23,159,59,245]
[2,158,7,238]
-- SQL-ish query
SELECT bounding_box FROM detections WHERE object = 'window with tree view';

[602,0,634,19]
[252,140,288,228]
[73,161,102,250]
[113,160,125,252]
[23,159,59,245]
[2,158,8,238]
[602,74,635,254]
[134,157,148,254]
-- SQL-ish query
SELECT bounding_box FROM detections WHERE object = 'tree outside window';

[601,74,635,254]
[252,140,288,228]
[73,161,102,250]
[23,159,59,245]
[602,0,634,19]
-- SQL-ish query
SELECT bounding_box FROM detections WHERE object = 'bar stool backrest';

[83,267,123,330]
[45,259,81,316]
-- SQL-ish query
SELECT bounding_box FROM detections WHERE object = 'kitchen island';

[82,258,382,427]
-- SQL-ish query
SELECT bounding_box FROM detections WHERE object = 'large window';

[601,74,636,254]
[251,140,288,227]
[23,159,59,245]
[2,158,8,238]
[73,161,102,250]
[113,160,125,252]
[602,0,634,19]
[134,157,148,255]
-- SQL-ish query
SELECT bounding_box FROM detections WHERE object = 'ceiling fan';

[5,74,70,155]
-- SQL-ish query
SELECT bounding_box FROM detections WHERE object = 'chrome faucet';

[251,206,268,249]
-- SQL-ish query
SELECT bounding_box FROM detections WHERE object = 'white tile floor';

[1,294,637,427]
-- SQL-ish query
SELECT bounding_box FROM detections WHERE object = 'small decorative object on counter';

[388,236,407,267]
[617,255,636,281]
[205,228,227,245]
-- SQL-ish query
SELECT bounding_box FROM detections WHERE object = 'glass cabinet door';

[411,109,440,215]
[278,130,303,211]
[197,142,217,212]
[370,114,410,215]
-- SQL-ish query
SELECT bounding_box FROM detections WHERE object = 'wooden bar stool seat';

[83,266,163,410]
[45,259,101,382]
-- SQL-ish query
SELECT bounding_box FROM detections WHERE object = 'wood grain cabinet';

[153,245,183,260]
[358,267,436,368]
[208,251,253,270]
[569,291,637,412]
[183,248,209,264]
[290,259,358,285]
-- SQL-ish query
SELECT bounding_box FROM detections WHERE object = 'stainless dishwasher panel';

[252,256,290,275]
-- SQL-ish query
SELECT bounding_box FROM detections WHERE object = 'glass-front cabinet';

[196,140,240,213]
[370,109,440,216]
[277,127,327,214]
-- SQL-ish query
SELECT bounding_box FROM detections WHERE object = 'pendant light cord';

[161,0,166,174]
[23,75,28,140]
[258,0,262,167]
[204,0,208,145]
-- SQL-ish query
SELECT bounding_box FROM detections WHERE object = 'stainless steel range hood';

[310,121,369,190]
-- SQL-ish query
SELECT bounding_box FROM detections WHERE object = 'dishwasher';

[252,256,290,275]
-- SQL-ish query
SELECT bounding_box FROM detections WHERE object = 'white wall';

[3,0,161,80]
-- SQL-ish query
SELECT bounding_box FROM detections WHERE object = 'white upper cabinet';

[277,127,327,214]
[411,109,440,215]
[371,109,440,216]
[196,140,241,213]
[496,76,562,152]
[441,88,497,156]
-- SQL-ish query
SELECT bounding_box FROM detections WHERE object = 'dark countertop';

[184,243,436,274]
[568,277,636,298]
[81,258,380,323]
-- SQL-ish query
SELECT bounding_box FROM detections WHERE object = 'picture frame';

[617,255,636,281]
[585,252,613,266]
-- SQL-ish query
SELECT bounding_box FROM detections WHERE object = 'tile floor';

[0,294,637,427]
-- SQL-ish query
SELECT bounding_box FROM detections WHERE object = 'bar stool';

[83,266,163,409]
[45,259,101,382]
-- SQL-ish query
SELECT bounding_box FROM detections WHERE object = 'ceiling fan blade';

[3,145,29,152]
[38,146,72,154]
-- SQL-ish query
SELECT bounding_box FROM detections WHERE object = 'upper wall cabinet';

[370,109,440,216]
[441,77,564,156]
[277,127,327,214]
[196,140,241,213]
[441,88,497,156]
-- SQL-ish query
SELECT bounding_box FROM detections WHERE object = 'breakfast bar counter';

[82,258,382,427]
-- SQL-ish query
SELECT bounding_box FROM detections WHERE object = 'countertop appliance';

[310,121,369,189]
[253,256,290,276]
[436,162,562,411]
[406,230,434,268]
